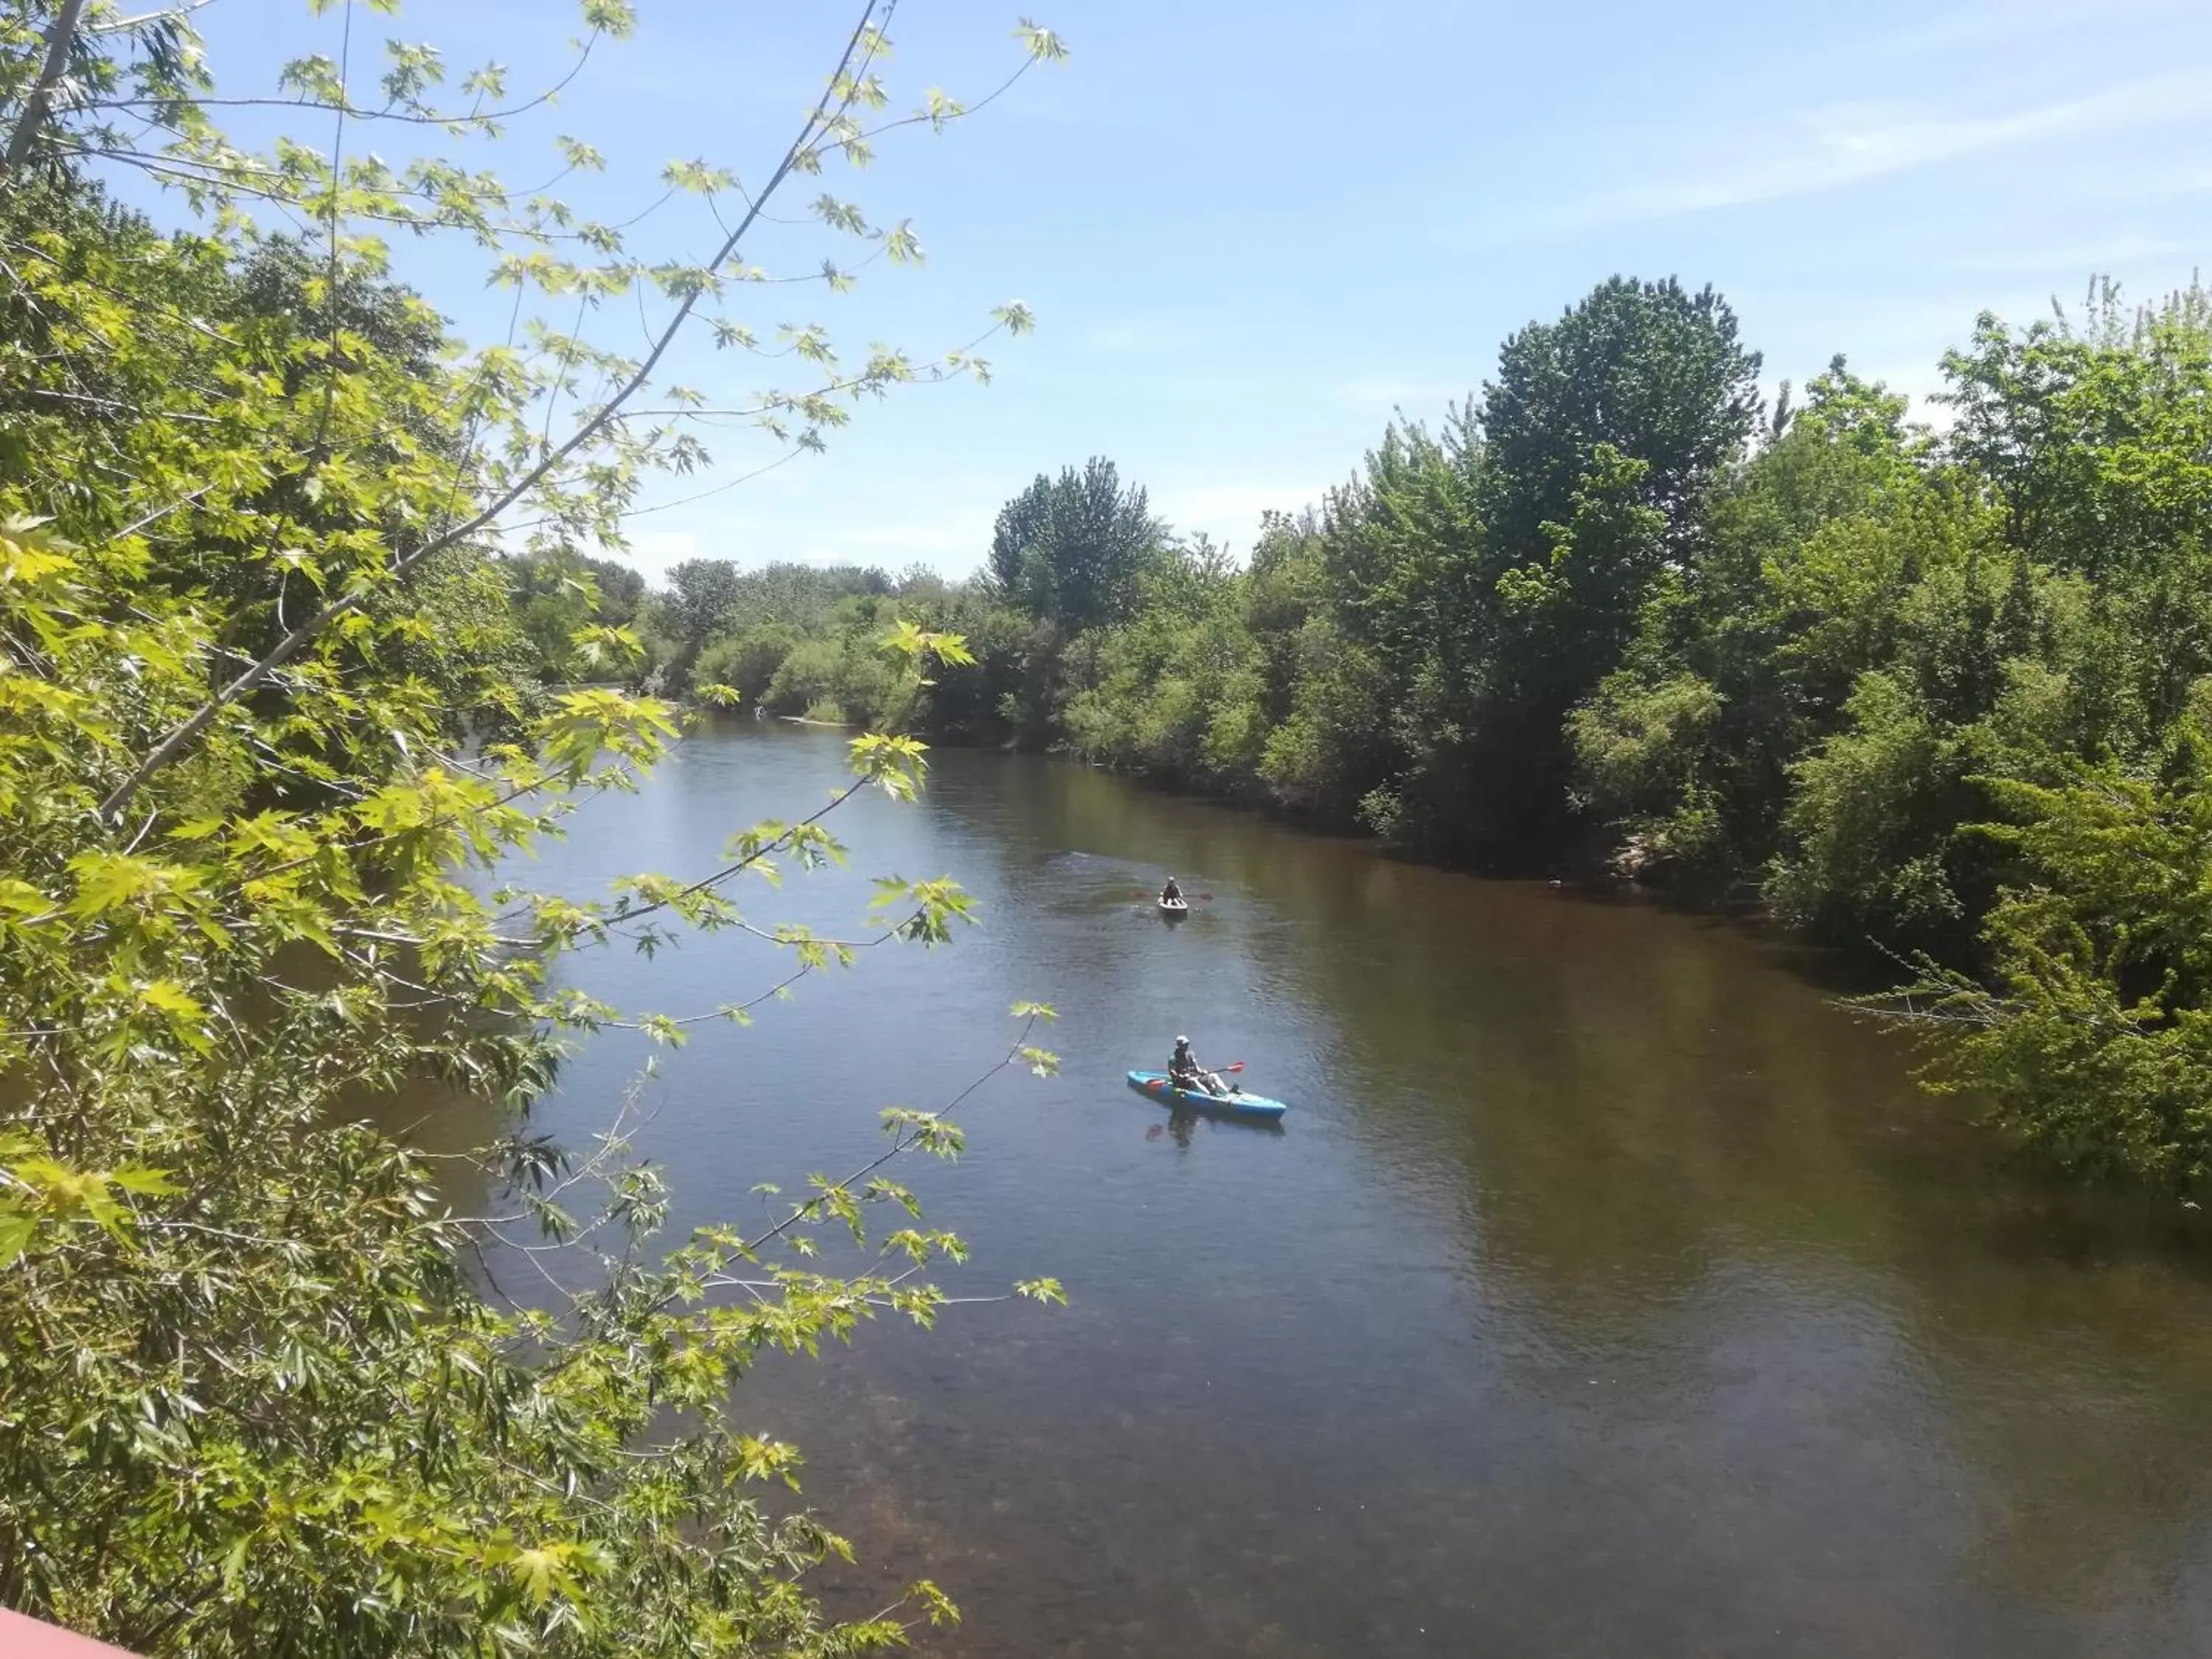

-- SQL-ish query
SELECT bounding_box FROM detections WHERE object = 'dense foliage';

[0,3,1068,1654]
[665,276,2212,1190]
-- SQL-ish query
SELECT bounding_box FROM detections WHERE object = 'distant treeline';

[512,274,2212,1186]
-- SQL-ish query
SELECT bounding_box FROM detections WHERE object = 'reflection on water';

[392,721,2212,1656]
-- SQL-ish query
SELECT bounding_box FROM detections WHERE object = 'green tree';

[985,456,1161,631]
[1941,278,2212,584]
[1572,360,1955,888]
[0,3,1068,1652]
[1478,274,1763,562]
[1060,535,1259,784]
[507,550,647,681]
[1304,413,1484,844]
[658,557,746,665]
[904,587,1053,747]
[692,620,804,704]
[1892,731,2212,1186]
[1392,276,1764,859]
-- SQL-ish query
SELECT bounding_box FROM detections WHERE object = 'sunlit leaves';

[554,134,605,172]
[848,731,929,801]
[869,874,975,945]
[0,1139,177,1259]
[920,88,966,131]
[0,515,75,585]
[479,1535,609,1611]
[539,687,680,778]
[66,852,193,919]
[782,322,836,366]
[566,622,644,672]
[1015,18,1070,60]
[662,158,734,195]
[0,3,1069,1650]
[579,0,639,37]
[0,1206,34,1272]
[734,1434,804,1489]
[134,978,212,1054]
[882,219,924,265]
[878,616,973,672]
[880,1107,964,1159]
[811,195,869,236]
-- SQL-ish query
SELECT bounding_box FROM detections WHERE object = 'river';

[453,719,2212,1656]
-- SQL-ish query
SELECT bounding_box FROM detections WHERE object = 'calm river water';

[452,720,2212,1655]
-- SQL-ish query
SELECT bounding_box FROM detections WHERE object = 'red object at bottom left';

[0,1609,142,1658]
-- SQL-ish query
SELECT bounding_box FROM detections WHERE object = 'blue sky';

[179,0,2212,580]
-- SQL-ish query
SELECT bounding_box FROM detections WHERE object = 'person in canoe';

[1169,1034,1228,1096]
[1160,876,1184,905]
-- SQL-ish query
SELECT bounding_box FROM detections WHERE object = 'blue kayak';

[1125,1070,1289,1120]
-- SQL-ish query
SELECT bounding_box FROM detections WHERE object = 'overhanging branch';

[96,0,897,822]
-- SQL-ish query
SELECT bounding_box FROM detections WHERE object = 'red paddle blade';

[1222,1061,1245,1072]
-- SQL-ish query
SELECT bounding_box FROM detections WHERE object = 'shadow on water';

[392,727,2212,1658]
[1141,1107,1286,1149]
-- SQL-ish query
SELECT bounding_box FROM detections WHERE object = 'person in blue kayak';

[1169,1034,1228,1096]
[1160,875,1183,904]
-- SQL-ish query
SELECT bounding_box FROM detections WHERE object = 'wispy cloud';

[1554,69,2212,229]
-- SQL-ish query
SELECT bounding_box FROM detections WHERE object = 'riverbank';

[938,725,1720,897]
